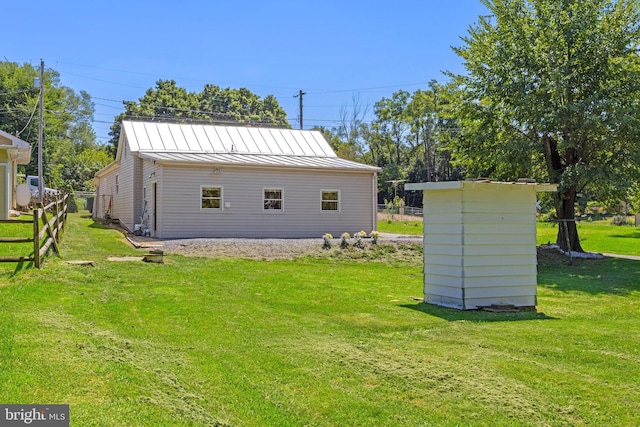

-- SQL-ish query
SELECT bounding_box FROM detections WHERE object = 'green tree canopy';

[0,61,110,191]
[108,80,290,153]
[450,0,640,251]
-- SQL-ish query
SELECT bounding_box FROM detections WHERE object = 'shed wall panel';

[424,254,464,267]
[425,273,464,287]
[424,234,464,245]
[462,264,537,277]
[423,244,463,256]
[422,213,463,224]
[462,223,536,235]
[460,254,535,267]
[417,181,545,309]
[464,285,536,298]
[462,275,537,288]
[423,284,463,299]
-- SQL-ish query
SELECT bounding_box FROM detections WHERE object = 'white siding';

[412,181,548,310]
[94,140,138,231]
[154,165,375,238]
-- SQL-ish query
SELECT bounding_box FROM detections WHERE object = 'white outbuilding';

[0,130,32,220]
[93,121,379,239]
[405,180,557,310]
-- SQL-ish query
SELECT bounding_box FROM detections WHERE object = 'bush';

[68,193,78,213]
[537,211,557,222]
[610,215,632,226]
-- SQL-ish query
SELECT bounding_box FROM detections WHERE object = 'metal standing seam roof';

[121,121,379,171]
[138,151,380,171]
[122,121,337,157]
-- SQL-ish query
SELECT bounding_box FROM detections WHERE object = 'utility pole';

[294,90,306,129]
[37,59,44,205]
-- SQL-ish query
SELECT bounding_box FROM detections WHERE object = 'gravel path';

[132,233,423,260]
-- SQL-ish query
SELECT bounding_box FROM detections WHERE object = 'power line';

[16,96,39,136]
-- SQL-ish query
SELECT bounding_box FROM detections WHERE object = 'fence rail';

[377,204,423,217]
[0,194,69,268]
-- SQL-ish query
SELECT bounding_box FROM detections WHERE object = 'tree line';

[0,61,111,192]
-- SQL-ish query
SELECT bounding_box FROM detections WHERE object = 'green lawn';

[0,213,639,425]
[0,215,36,258]
[377,217,640,256]
[537,220,640,255]
[378,219,423,235]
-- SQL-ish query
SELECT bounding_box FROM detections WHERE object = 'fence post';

[33,207,41,269]
[54,196,60,244]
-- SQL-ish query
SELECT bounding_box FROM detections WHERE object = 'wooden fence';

[0,194,69,268]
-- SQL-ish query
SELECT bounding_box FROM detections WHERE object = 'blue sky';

[3,1,487,144]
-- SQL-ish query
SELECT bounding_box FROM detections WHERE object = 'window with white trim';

[263,188,283,211]
[115,175,119,195]
[321,190,339,211]
[201,186,223,209]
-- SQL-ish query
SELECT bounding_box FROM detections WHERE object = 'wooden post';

[54,196,60,243]
[33,207,40,269]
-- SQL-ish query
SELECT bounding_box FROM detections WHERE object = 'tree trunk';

[554,186,584,253]
[542,135,584,252]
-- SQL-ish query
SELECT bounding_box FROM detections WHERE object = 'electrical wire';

[16,92,39,136]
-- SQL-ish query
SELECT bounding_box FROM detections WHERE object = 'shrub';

[67,193,78,213]
[610,215,632,226]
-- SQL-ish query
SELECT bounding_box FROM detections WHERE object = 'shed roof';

[123,121,336,157]
[406,180,557,193]
[138,151,378,171]
[111,121,379,172]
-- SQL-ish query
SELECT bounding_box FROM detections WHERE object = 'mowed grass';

[537,220,640,256]
[0,215,36,258]
[0,214,639,425]
[377,218,423,235]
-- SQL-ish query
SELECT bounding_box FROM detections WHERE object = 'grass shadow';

[88,221,114,230]
[538,253,640,295]
[400,303,555,322]
[0,258,33,278]
[609,231,640,239]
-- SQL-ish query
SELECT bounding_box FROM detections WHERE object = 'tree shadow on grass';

[609,231,640,239]
[538,253,640,295]
[400,303,555,322]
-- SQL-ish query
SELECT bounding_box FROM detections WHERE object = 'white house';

[93,121,379,239]
[0,130,32,220]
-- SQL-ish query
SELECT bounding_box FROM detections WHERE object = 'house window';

[115,175,119,195]
[263,188,283,211]
[321,190,340,211]
[201,186,223,209]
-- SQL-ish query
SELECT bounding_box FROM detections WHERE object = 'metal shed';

[405,180,557,310]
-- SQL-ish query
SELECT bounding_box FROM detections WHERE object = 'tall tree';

[450,0,640,251]
[108,80,290,154]
[0,61,104,190]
